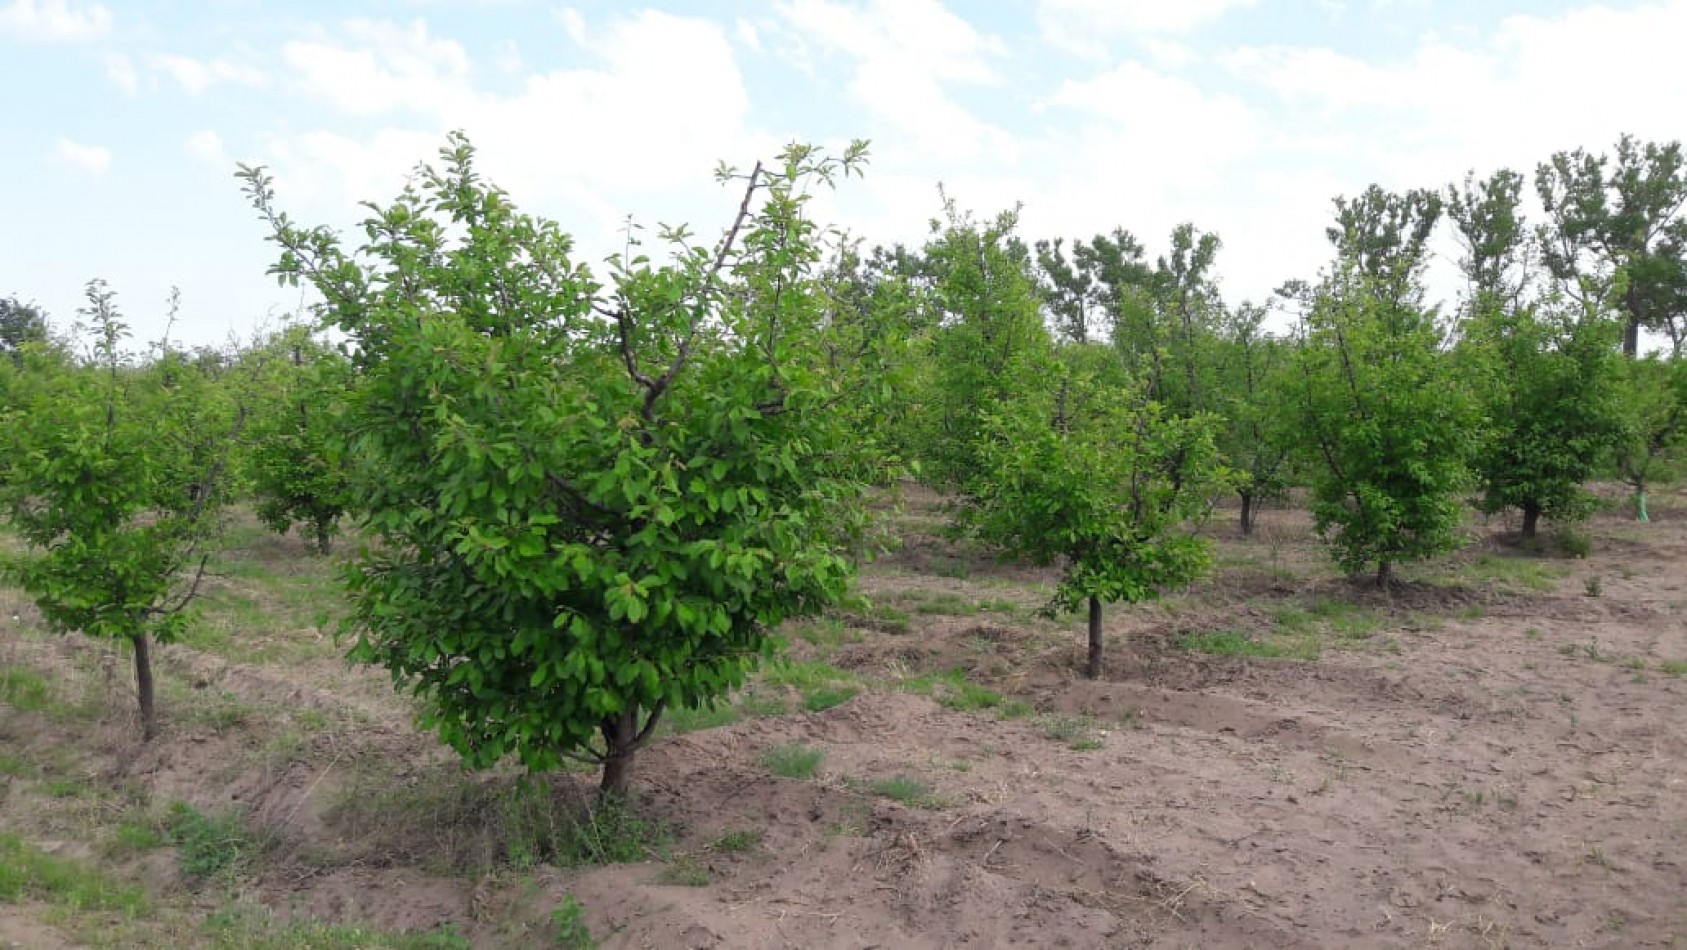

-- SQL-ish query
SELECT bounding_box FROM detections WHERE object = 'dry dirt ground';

[2,486,1685,949]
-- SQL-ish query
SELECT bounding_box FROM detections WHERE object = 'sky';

[4,0,1686,347]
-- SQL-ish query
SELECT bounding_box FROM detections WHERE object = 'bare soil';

[3,488,1686,948]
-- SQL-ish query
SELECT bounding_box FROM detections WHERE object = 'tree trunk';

[1636,489,1649,523]
[598,708,640,801]
[1520,503,1541,540]
[1085,596,1103,680]
[1375,560,1392,589]
[1623,314,1640,360]
[1239,492,1255,537]
[133,632,156,741]
[314,521,333,556]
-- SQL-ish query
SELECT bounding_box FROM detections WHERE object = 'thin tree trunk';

[598,709,640,801]
[1085,595,1103,679]
[1520,504,1541,540]
[1239,493,1255,537]
[1623,314,1640,360]
[133,632,156,741]
[1375,560,1392,589]
[1636,489,1649,523]
[314,521,333,556]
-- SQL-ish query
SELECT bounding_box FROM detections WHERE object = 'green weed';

[165,802,264,880]
[0,831,151,915]
[708,829,762,853]
[1178,630,1319,660]
[548,895,594,949]
[761,743,824,780]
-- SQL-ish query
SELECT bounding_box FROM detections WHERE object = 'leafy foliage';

[962,367,1225,676]
[1535,134,1687,357]
[240,134,891,796]
[1212,301,1296,534]
[1463,296,1626,537]
[0,281,243,738]
[1292,266,1482,585]
[916,200,1055,490]
[0,295,50,360]
[241,326,352,552]
[1613,355,1687,521]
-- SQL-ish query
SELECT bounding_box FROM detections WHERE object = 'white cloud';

[734,17,762,53]
[153,54,266,95]
[0,0,109,42]
[1225,0,1687,187]
[266,9,773,250]
[104,51,137,94]
[281,18,470,116]
[184,130,226,166]
[1038,0,1257,56]
[53,137,111,174]
[772,0,1015,164]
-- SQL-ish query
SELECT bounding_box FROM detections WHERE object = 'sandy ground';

[2,490,1685,949]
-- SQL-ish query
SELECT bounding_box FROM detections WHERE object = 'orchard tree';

[1292,265,1482,586]
[964,367,1224,678]
[917,199,1054,490]
[0,282,243,739]
[1613,355,1687,522]
[1462,297,1624,539]
[242,326,353,553]
[1326,185,1443,310]
[1536,134,1687,357]
[1450,168,1626,540]
[240,134,893,799]
[1,296,49,361]
[1213,301,1295,536]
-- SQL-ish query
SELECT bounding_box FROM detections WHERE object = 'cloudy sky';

[5,0,1685,345]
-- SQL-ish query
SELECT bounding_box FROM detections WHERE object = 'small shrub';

[761,743,824,780]
[165,802,259,879]
[1584,576,1603,598]
[1554,528,1593,559]
[549,895,594,949]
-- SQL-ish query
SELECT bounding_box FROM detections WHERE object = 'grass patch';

[1659,659,1687,677]
[205,903,473,949]
[761,743,824,780]
[833,600,912,635]
[0,831,151,916]
[663,702,741,734]
[864,774,948,809]
[653,855,712,887]
[1455,553,1571,592]
[165,802,267,880]
[1037,714,1102,749]
[1178,629,1320,660]
[801,684,859,712]
[323,768,669,876]
[0,665,53,712]
[0,750,39,778]
[897,668,1031,718]
[708,829,762,853]
[761,660,859,713]
[788,616,866,651]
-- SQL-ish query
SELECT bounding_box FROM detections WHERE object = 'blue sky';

[4,0,1685,345]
